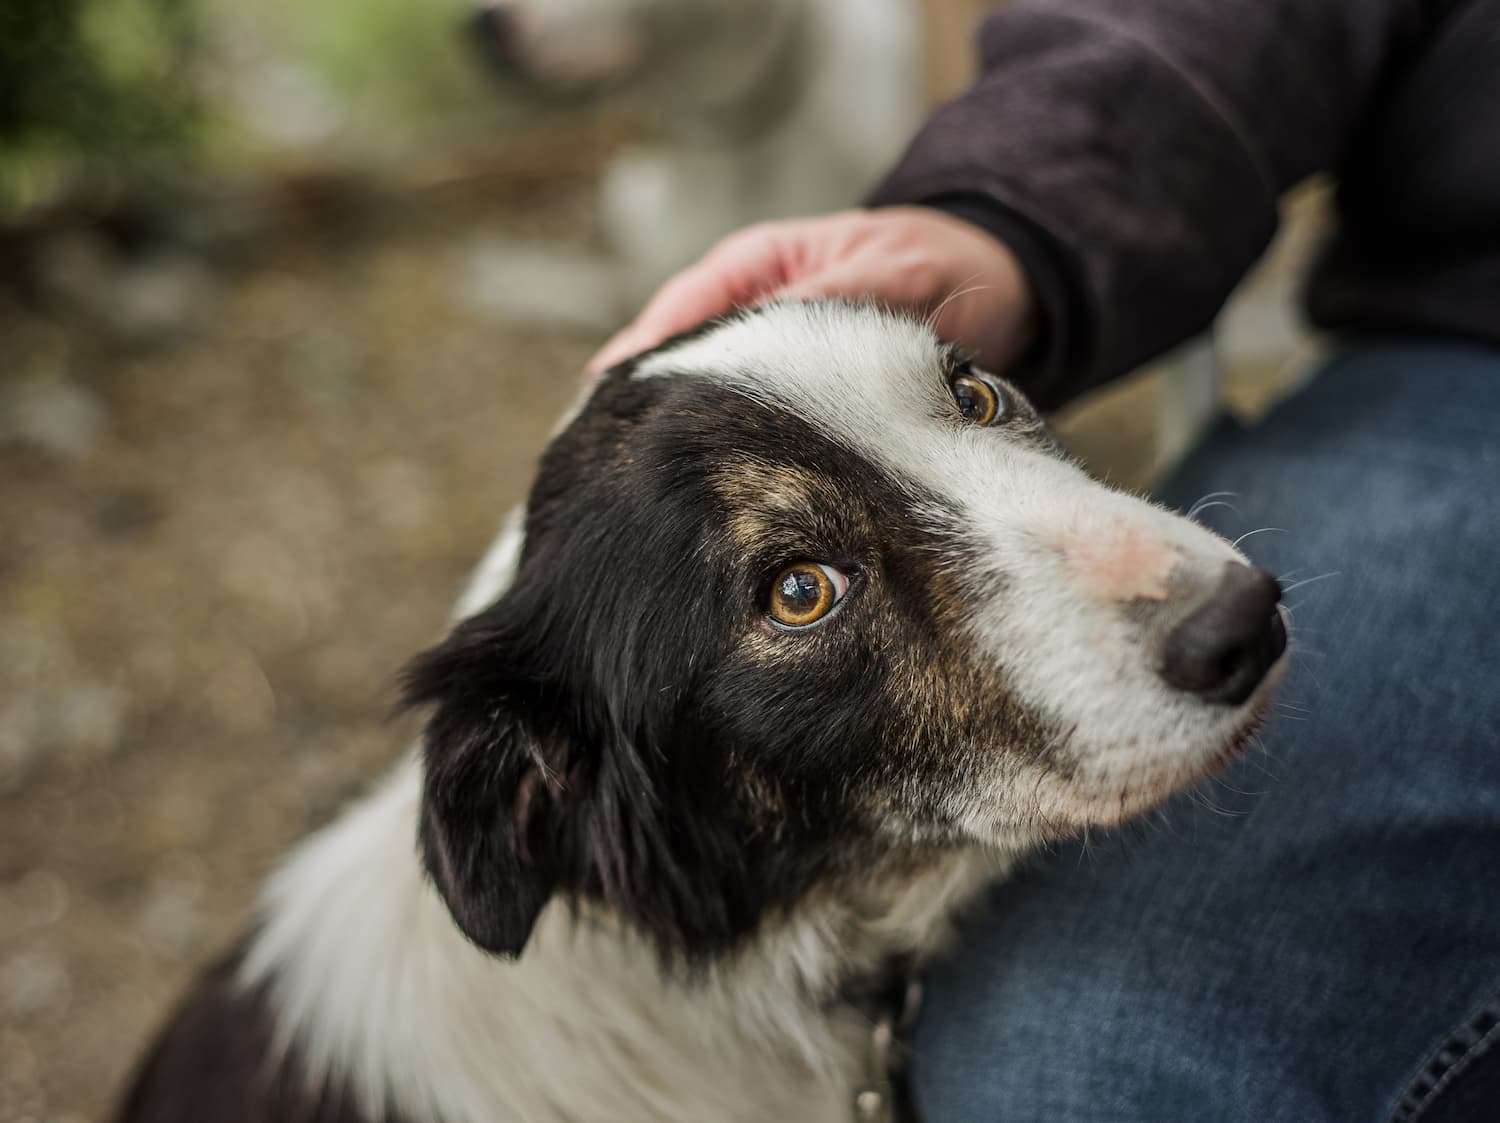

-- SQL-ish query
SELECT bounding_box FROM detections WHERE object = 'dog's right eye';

[768,563,850,630]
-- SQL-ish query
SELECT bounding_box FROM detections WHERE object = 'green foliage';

[258,0,510,148]
[0,0,199,213]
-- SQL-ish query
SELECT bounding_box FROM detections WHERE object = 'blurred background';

[0,1,1321,1118]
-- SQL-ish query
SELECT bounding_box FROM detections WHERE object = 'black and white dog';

[118,302,1287,1123]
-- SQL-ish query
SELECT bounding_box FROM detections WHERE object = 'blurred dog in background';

[465,0,946,320]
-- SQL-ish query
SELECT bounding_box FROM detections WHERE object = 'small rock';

[0,699,43,793]
[50,683,129,766]
[29,226,215,345]
[2,870,71,928]
[362,457,436,535]
[94,488,164,538]
[103,254,216,345]
[0,377,107,460]
[234,59,347,150]
[459,238,622,332]
[202,643,278,735]
[0,951,71,1019]
[31,229,114,314]
[135,875,205,956]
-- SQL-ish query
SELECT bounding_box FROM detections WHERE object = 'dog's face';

[407,303,1287,959]
[468,0,797,107]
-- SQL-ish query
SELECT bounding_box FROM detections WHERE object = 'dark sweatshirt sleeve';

[868,0,1428,409]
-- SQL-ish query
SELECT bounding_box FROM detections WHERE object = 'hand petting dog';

[587,207,1037,378]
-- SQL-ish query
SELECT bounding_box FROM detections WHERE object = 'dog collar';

[852,967,924,1123]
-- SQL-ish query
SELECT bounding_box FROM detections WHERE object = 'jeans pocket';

[1387,987,1500,1123]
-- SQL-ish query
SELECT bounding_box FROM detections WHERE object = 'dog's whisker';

[1232,526,1287,549]
[1210,774,1266,801]
[1185,499,1238,521]
[1242,751,1281,781]
[1281,571,1342,595]
[924,276,990,330]
[1279,621,1324,636]
[1188,787,1244,818]
[1285,600,1326,614]
[1186,491,1239,519]
[1074,826,1095,867]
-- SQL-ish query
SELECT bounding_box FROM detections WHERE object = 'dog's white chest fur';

[244,760,997,1122]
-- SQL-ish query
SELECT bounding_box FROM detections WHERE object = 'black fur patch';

[405,366,1060,960]
[114,950,397,1123]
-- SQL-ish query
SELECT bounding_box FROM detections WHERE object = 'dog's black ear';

[402,614,572,957]
[404,575,758,959]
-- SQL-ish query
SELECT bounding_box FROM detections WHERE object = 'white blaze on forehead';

[631,302,1055,503]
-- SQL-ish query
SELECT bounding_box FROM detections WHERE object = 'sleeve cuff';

[883,193,1096,412]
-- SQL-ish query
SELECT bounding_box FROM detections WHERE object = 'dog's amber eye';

[951,370,1003,426]
[768,563,850,629]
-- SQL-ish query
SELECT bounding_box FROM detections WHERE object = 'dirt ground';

[0,154,1312,1120]
[0,170,611,1120]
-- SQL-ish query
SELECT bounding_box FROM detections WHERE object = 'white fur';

[244,765,998,1123]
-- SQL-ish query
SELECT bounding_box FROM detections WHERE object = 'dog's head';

[405,302,1286,959]
[467,0,800,108]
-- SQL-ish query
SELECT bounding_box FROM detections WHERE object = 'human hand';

[585,207,1037,376]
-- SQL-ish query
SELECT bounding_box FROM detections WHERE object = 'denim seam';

[1386,991,1500,1122]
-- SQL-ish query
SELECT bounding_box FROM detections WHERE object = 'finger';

[771,265,908,310]
[586,323,662,380]
[584,270,730,376]
[585,228,793,376]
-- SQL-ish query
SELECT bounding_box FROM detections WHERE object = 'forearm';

[870,0,1427,407]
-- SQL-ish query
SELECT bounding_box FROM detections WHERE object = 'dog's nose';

[469,3,521,71]
[1157,563,1286,705]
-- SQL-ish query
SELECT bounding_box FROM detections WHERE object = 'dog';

[467,0,922,307]
[117,302,1287,1123]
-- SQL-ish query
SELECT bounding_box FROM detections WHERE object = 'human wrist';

[915,196,1087,412]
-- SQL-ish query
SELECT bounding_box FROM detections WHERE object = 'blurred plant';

[250,0,512,153]
[0,0,200,217]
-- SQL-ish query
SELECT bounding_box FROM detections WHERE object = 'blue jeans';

[915,342,1500,1122]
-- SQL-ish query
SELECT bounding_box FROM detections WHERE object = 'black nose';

[468,4,521,72]
[1158,564,1286,705]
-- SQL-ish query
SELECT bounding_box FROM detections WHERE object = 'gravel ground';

[0,175,603,1121]
[0,161,1312,1121]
